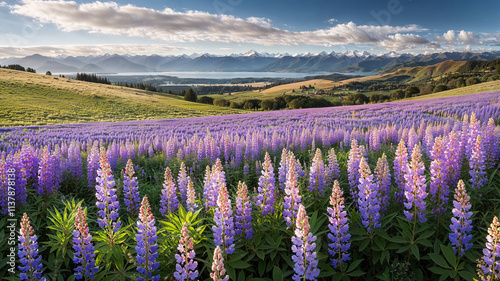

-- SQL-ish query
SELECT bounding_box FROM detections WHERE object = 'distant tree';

[446,79,457,89]
[390,89,405,100]
[456,77,466,88]
[345,93,369,104]
[26,67,36,73]
[242,99,261,110]
[404,86,420,98]
[369,93,383,103]
[496,67,500,76]
[198,96,214,104]
[466,77,480,86]
[420,85,434,95]
[433,84,449,93]
[46,71,52,76]
[260,99,276,111]
[7,64,25,71]
[229,101,242,108]
[213,99,228,107]
[183,88,197,102]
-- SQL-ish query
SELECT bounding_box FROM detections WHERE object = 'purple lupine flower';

[68,141,83,181]
[174,222,198,281]
[37,147,60,195]
[213,183,235,255]
[178,162,189,203]
[478,216,500,280]
[210,246,229,281]
[160,167,178,216]
[123,159,140,216]
[466,112,480,159]
[136,196,160,281]
[18,213,46,281]
[283,153,302,227]
[327,180,351,269]
[87,141,99,188]
[20,143,39,183]
[73,206,98,280]
[394,139,409,204]
[325,148,340,185]
[278,148,289,190]
[203,159,226,209]
[235,181,253,240]
[430,136,450,217]
[358,157,381,233]
[449,180,473,256]
[403,144,427,223]
[95,147,121,233]
[374,153,391,214]
[444,131,462,188]
[309,148,326,196]
[484,118,499,168]
[470,135,487,190]
[186,178,198,212]
[202,165,214,209]
[254,152,275,216]
[0,159,8,214]
[291,204,320,281]
[7,152,28,207]
[347,140,362,203]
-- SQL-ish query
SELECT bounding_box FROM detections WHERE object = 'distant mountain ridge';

[1,50,499,74]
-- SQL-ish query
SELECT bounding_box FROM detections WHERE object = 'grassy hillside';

[0,69,245,126]
[404,80,500,100]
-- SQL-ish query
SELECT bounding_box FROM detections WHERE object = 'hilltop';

[0,69,244,126]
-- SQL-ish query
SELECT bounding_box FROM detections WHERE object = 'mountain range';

[1,50,499,74]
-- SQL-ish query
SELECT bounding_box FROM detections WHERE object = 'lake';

[102,71,376,79]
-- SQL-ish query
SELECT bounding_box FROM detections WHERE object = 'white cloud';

[327,18,337,24]
[10,0,429,49]
[376,34,430,51]
[443,30,455,42]
[0,44,184,58]
[457,30,479,44]
[0,1,7,7]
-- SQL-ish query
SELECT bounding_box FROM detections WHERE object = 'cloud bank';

[0,44,183,58]
[11,0,430,50]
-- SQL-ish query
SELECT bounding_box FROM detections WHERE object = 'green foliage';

[184,88,198,102]
[198,95,214,104]
[433,84,449,93]
[213,98,229,107]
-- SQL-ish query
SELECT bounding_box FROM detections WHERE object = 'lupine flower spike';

[235,181,253,240]
[358,157,381,233]
[174,222,198,281]
[309,148,326,195]
[327,180,351,269]
[403,144,427,224]
[210,246,229,281]
[255,152,275,216]
[160,167,178,216]
[73,206,98,280]
[186,178,197,212]
[18,213,46,281]
[213,183,235,254]
[478,216,500,280]
[449,180,473,256]
[123,159,140,216]
[135,196,160,281]
[95,147,121,233]
[291,204,320,281]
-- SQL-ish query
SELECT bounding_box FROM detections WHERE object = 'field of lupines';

[1,91,500,281]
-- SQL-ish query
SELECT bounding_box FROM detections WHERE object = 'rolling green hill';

[404,80,500,100]
[0,69,246,126]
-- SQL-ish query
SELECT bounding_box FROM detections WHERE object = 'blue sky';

[0,0,499,57]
